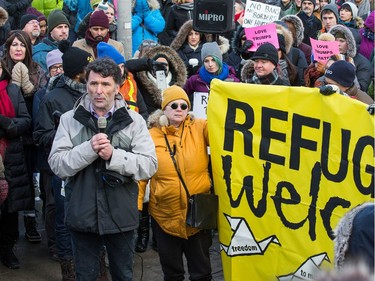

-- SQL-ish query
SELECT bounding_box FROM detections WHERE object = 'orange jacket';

[138,111,211,239]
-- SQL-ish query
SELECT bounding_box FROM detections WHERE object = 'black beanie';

[251,43,279,66]
[20,14,38,30]
[325,60,355,87]
[58,40,94,78]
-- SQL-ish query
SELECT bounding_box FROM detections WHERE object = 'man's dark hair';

[85,58,122,85]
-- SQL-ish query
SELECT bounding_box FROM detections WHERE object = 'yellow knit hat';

[161,85,191,110]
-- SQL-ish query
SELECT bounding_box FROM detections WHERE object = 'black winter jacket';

[1,83,32,212]
[33,75,85,152]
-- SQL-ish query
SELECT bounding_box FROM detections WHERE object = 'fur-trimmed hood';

[354,16,365,29]
[329,25,357,57]
[170,20,209,51]
[334,202,374,270]
[280,14,305,47]
[276,23,293,54]
[136,45,187,108]
[131,0,160,11]
[170,19,230,55]
[241,59,255,83]
[0,7,8,27]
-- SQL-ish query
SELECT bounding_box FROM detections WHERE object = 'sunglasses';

[170,103,188,110]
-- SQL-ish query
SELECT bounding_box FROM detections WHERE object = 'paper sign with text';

[310,38,340,63]
[243,1,281,27]
[245,23,279,51]
[193,92,209,119]
[207,79,374,281]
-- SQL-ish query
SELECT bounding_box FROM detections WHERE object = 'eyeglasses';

[50,65,63,72]
[169,103,188,110]
[141,41,158,47]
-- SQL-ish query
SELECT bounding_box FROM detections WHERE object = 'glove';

[12,62,34,96]
[367,103,375,115]
[238,40,253,55]
[151,60,167,75]
[0,115,12,130]
[319,84,343,96]
[7,4,17,15]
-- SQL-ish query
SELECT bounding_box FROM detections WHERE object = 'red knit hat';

[89,10,109,28]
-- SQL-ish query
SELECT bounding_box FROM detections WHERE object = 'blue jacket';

[62,0,92,32]
[33,38,58,72]
[131,0,165,55]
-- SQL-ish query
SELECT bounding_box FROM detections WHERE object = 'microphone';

[97,117,107,133]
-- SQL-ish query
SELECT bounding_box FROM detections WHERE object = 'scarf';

[85,29,110,58]
[299,12,314,28]
[362,27,374,40]
[250,69,279,85]
[146,71,173,87]
[280,1,293,11]
[339,19,356,28]
[234,10,244,22]
[0,80,15,159]
[304,64,324,87]
[63,76,87,95]
[199,63,230,85]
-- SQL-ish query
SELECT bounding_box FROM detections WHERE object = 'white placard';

[243,1,281,28]
[192,92,209,119]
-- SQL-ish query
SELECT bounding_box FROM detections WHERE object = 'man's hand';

[90,133,113,161]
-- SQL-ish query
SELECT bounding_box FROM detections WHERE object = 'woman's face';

[164,99,189,127]
[10,37,26,63]
[39,20,47,36]
[156,57,169,75]
[340,8,352,22]
[105,6,115,24]
[254,59,275,77]
[203,56,219,74]
[188,30,201,47]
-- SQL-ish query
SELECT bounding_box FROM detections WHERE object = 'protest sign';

[207,79,374,281]
[243,1,281,27]
[244,23,279,51]
[310,38,340,63]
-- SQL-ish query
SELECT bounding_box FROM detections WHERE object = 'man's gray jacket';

[48,93,157,234]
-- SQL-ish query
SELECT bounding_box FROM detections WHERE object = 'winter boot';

[0,245,20,269]
[135,204,150,253]
[24,215,42,243]
[60,257,75,281]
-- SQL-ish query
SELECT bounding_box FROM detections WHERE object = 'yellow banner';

[207,79,374,281]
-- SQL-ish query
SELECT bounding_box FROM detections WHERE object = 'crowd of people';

[0,0,373,280]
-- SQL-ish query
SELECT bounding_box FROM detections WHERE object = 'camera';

[98,0,109,10]
[153,61,168,91]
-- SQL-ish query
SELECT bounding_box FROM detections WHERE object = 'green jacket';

[32,0,63,17]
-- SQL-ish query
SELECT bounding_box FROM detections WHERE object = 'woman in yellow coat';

[138,85,213,281]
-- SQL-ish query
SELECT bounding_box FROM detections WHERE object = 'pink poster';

[310,38,340,63]
[244,23,279,52]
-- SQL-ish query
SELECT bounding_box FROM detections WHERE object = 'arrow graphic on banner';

[220,214,280,257]
[277,253,331,281]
